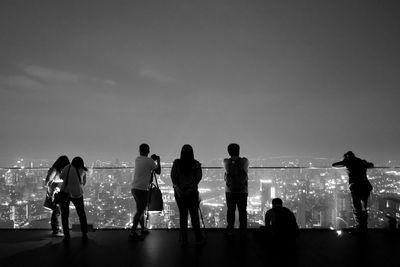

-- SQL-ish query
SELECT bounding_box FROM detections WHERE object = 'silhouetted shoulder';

[193,160,201,168]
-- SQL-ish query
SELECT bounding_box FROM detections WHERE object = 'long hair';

[52,155,70,173]
[179,144,196,174]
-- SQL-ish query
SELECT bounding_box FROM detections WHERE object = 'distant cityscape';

[0,157,399,230]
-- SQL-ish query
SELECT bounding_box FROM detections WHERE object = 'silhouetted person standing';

[130,143,161,241]
[224,143,249,234]
[332,151,374,233]
[171,144,205,245]
[60,157,88,242]
[44,155,70,237]
[264,198,299,242]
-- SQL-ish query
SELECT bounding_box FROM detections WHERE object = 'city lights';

[0,158,399,229]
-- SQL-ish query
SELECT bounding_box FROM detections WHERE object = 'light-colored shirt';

[60,165,87,198]
[132,156,157,191]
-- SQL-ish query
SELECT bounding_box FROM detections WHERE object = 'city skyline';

[1,1,400,166]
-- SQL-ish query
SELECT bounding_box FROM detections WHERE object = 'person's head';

[344,151,355,160]
[227,143,240,157]
[52,155,70,173]
[180,144,194,162]
[272,198,283,208]
[139,143,150,156]
[71,157,88,171]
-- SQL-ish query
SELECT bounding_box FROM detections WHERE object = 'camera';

[150,154,160,161]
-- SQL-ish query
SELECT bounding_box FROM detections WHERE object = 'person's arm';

[171,161,178,186]
[223,158,229,182]
[171,161,182,196]
[365,161,374,168]
[332,160,345,167]
[194,163,202,185]
[243,158,249,185]
[82,171,87,186]
[265,210,272,227]
[45,168,56,186]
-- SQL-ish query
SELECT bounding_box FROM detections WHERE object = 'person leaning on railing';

[332,151,374,234]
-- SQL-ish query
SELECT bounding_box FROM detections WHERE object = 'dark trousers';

[51,204,61,232]
[175,191,201,240]
[351,189,370,229]
[60,196,88,237]
[132,189,148,231]
[226,192,248,230]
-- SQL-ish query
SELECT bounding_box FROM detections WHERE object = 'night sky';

[1,0,399,166]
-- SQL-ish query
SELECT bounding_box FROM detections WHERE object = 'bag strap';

[151,171,159,188]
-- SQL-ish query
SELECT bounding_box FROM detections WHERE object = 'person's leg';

[139,191,148,231]
[351,190,363,229]
[51,205,61,233]
[237,193,248,230]
[226,193,236,231]
[359,190,370,230]
[176,195,189,242]
[60,199,70,238]
[188,192,202,241]
[71,197,88,234]
[132,189,147,232]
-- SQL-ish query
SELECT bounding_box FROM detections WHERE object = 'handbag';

[147,172,163,211]
[54,166,71,204]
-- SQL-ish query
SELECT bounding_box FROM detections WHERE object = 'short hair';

[139,143,150,154]
[272,198,283,206]
[227,143,240,157]
[344,151,355,159]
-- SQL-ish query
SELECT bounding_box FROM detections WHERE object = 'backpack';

[225,158,247,192]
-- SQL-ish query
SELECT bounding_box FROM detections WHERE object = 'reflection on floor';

[0,229,399,267]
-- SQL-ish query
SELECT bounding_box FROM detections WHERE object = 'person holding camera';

[130,143,161,240]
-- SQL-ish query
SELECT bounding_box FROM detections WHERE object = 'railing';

[0,166,399,229]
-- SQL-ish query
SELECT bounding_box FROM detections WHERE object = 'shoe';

[129,231,144,241]
[52,231,64,237]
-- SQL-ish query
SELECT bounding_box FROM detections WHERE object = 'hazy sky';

[0,0,399,165]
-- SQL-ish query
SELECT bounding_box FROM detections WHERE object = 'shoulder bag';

[147,171,163,211]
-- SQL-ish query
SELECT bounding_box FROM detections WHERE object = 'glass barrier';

[0,166,399,229]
